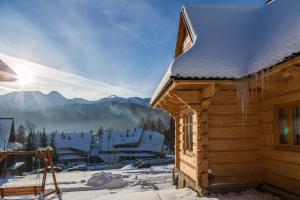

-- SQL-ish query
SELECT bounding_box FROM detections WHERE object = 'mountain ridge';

[0,91,167,133]
[0,91,151,111]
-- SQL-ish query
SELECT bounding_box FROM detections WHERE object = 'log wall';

[260,83,300,196]
[208,90,261,186]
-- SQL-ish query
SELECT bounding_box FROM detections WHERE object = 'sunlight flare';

[14,66,35,86]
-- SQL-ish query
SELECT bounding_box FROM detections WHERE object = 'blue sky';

[0,0,264,100]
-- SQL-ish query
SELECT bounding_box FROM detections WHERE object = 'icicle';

[254,72,259,97]
[265,68,270,89]
[260,70,265,98]
[237,78,249,126]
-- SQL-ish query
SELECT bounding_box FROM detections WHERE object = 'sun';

[15,67,35,86]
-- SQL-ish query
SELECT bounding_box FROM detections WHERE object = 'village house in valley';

[151,0,300,198]
[49,132,93,165]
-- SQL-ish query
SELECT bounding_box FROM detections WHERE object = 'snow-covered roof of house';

[151,0,300,104]
[0,59,16,81]
[49,132,93,152]
[0,118,13,151]
[94,129,165,154]
[112,129,143,146]
[8,142,23,151]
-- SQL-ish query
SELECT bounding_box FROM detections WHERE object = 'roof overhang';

[0,59,17,82]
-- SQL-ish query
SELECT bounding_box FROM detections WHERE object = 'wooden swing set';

[0,147,61,199]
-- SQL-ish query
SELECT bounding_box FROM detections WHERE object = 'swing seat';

[0,186,43,198]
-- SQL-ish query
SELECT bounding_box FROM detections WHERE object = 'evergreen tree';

[156,117,166,133]
[150,120,156,131]
[50,132,58,164]
[146,116,151,130]
[24,120,38,171]
[25,120,35,136]
[97,126,104,136]
[166,117,175,154]
[24,131,37,171]
[9,131,16,143]
[39,127,48,148]
[16,124,26,144]
[138,117,146,129]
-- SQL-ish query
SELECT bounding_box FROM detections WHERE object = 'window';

[278,108,289,144]
[293,106,300,145]
[184,114,193,152]
[276,104,300,147]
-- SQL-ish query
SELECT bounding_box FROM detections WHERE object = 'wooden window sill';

[273,146,300,152]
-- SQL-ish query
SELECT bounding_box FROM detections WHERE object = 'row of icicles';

[237,69,273,125]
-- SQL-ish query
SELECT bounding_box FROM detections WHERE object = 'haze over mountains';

[0,91,169,133]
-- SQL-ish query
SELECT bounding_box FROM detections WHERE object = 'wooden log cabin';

[151,0,300,198]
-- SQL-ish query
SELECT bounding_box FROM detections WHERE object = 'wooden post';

[0,149,60,198]
[46,149,60,194]
[174,112,180,170]
[199,85,218,193]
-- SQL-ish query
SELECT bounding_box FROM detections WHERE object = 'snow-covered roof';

[0,59,16,81]
[112,129,143,146]
[151,0,300,104]
[8,142,23,151]
[49,132,93,152]
[0,118,13,151]
[93,129,165,154]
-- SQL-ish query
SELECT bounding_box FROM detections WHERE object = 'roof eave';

[150,78,173,108]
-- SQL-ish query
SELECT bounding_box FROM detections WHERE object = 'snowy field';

[1,164,279,200]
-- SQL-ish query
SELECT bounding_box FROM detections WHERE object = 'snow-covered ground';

[0,164,279,200]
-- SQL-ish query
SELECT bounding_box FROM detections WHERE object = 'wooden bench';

[0,186,42,198]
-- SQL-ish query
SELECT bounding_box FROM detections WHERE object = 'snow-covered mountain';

[0,91,166,132]
[0,91,150,111]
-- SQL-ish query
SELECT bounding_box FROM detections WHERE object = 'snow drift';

[86,172,127,189]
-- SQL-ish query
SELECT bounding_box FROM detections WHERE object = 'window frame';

[183,113,194,154]
[274,103,300,149]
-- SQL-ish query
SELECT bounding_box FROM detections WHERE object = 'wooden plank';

[259,110,273,123]
[201,84,218,99]
[209,151,261,164]
[179,153,196,167]
[210,163,261,177]
[208,139,260,152]
[173,90,201,104]
[209,105,259,115]
[208,127,260,139]
[179,161,197,181]
[211,90,259,105]
[0,186,42,197]
[261,122,273,135]
[262,159,300,181]
[201,173,209,187]
[209,115,259,127]
[174,113,180,169]
[263,172,300,196]
[262,90,300,106]
[262,149,300,165]
[261,135,273,147]
[213,175,261,184]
